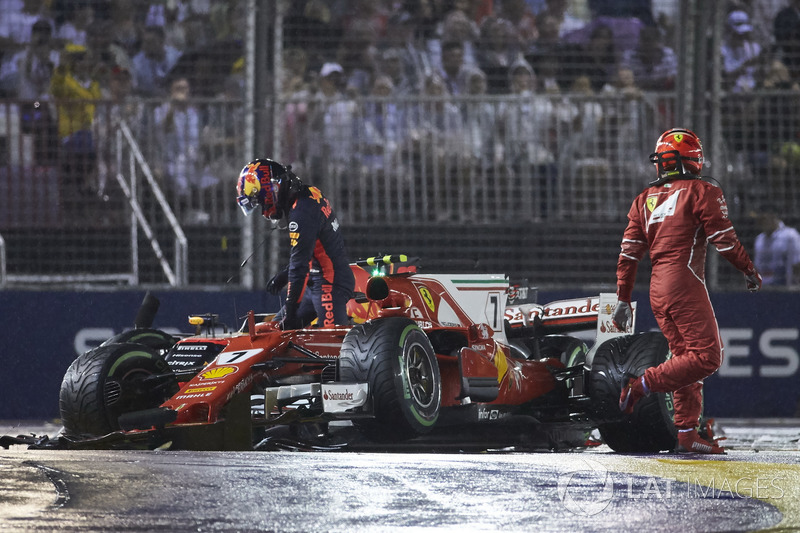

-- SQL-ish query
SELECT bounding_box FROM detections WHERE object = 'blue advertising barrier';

[1,289,797,420]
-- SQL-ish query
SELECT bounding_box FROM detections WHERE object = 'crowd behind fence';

[3,0,800,290]
[2,88,799,289]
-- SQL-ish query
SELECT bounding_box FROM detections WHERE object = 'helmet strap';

[648,150,698,186]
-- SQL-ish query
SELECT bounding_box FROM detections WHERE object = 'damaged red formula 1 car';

[30,256,677,452]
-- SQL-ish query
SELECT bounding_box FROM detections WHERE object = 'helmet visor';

[237,193,260,216]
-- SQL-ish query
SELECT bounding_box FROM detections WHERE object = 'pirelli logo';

[184,386,216,394]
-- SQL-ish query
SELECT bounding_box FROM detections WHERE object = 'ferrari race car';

[12,256,677,452]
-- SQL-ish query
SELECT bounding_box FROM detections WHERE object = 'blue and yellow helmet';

[236,159,287,219]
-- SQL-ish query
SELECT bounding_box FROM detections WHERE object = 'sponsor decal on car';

[321,383,369,413]
[419,287,435,312]
[199,366,237,380]
[184,386,217,394]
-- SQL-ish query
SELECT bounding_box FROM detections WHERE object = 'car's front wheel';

[59,343,178,438]
[339,318,441,442]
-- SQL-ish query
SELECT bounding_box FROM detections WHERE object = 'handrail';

[117,120,188,286]
[0,232,6,288]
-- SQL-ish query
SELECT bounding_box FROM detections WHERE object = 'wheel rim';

[405,341,434,409]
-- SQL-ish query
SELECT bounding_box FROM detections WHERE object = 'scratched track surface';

[0,419,798,532]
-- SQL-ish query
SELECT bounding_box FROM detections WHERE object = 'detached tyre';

[586,332,676,452]
[339,318,441,442]
[101,328,176,354]
[59,343,178,437]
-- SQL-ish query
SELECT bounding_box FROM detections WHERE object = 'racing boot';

[698,417,727,446]
[619,375,649,414]
[675,428,725,454]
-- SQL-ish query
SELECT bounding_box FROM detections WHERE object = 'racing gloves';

[280,315,304,330]
[612,300,632,331]
[744,267,762,292]
[267,267,289,295]
[619,376,649,414]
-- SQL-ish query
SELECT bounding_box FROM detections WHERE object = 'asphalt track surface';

[0,420,798,532]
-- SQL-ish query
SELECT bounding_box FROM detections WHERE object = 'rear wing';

[505,293,636,340]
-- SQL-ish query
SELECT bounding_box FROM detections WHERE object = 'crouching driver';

[236,158,354,329]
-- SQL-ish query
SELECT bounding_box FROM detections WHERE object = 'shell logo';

[199,366,237,380]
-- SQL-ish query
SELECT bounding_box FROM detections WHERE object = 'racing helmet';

[649,128,704,182]
[236,159,290,219]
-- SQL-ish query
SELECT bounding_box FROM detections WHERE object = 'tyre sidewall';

[60,343,175,437]
[340,317,441,440]
[393,323,441,430]
[587,332,677,452]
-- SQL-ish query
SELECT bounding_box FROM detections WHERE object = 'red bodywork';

[154,263,566,433]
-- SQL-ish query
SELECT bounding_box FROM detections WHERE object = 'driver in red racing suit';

[613,128,762,454]
[236,158,354,329]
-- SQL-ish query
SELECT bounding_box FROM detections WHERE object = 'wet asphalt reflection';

[0,446,797,532]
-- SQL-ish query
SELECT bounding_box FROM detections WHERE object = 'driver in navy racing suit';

[236,158,354,329]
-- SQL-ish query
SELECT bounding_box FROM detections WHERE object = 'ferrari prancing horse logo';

[646,196,658,212]
[418,287,435,312]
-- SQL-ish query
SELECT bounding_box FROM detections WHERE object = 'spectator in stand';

[86,19,132,76]
[406,73,464,220]
[357,74,408,199]
[53,0,94,48]
[279,47,312,168]
[437,39,468,95]
[762,56,800,90]
[774,0,800,81]
[497,0,539,51]
[526,10,571,93]
[107,0,143,61]
[153,76,216,220]
[539,0,586,38]
[93,65,143,209]
[307,62,358,211]
[131,25,181,97]
[475,15,523,94]
[0,18,59,99]
[378,47,417,95]
[335,18,378,97]
[501,57,567,218]
[284,0,341,75]
[620,26,677,90]
[0,17,59,164]
[588,0,657,27]
[378,9,432,94]
[580,23,618,92]
[49,42,102,216]
[434,8,480,70]
[600,66,654,194]
[753,207,800,286]
[144,0,213,51]
[0,0,53,57]
[461,65,499,165]
[721,10,763,93]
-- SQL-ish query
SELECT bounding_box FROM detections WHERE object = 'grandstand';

[0,0,795,292]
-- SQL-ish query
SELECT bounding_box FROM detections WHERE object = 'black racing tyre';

[586,332,677,453]
[100,328,176,354]
[560,338,589,368]
[339,317,441,442]
[59,343,179,437]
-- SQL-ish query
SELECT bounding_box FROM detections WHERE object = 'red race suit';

[616,177,756,429]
